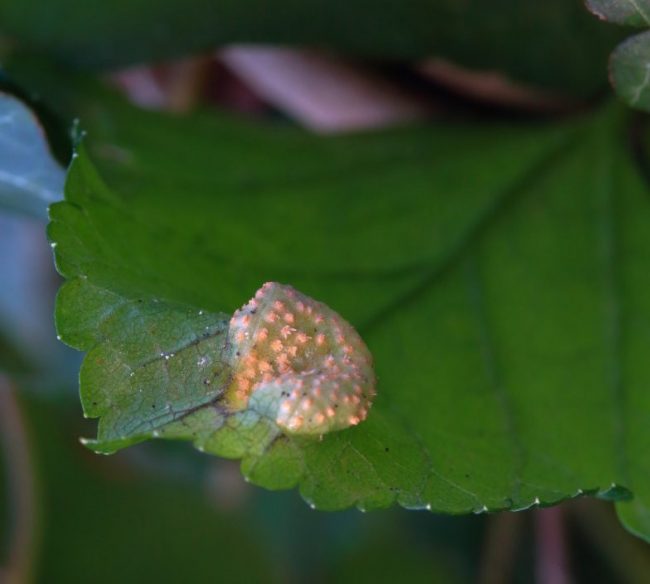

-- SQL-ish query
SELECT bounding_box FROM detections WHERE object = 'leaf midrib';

[358,128,583,334]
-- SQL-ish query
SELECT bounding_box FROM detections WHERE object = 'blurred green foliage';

[2,1,650,579]
[0,0,621,97]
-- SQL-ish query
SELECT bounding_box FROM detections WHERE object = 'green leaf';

[0,0,621,98]
[49,86,650,539]
[586,0,650,26]
[0,327,32,374]
[0,92,65,218]
[610,30,650,110]
[57,275,233,453]
[585,0,650,111]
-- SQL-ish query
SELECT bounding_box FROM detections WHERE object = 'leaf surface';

[587,0,650,26]
[49,89,650,539]
[586,0,650,111]
[610,30,650,110]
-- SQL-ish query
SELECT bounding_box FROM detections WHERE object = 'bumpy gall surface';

[226,282,376,435]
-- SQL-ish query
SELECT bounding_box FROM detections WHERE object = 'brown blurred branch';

[535,506,572,584]
[0,375,38,584]
[109,56,211,114]
[418,58,577,114]
[479,511,524,584]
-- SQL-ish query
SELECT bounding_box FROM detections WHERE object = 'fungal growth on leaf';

[226,282,376,436]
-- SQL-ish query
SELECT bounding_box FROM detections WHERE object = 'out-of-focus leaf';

[0,0,621,98]
[0,327,31,373]
[0,92,65,218]
[587,0,650,26]
[610,30,650,110]
[46,80,650,542]
[330,529,463,584]
[585,0,650,111]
